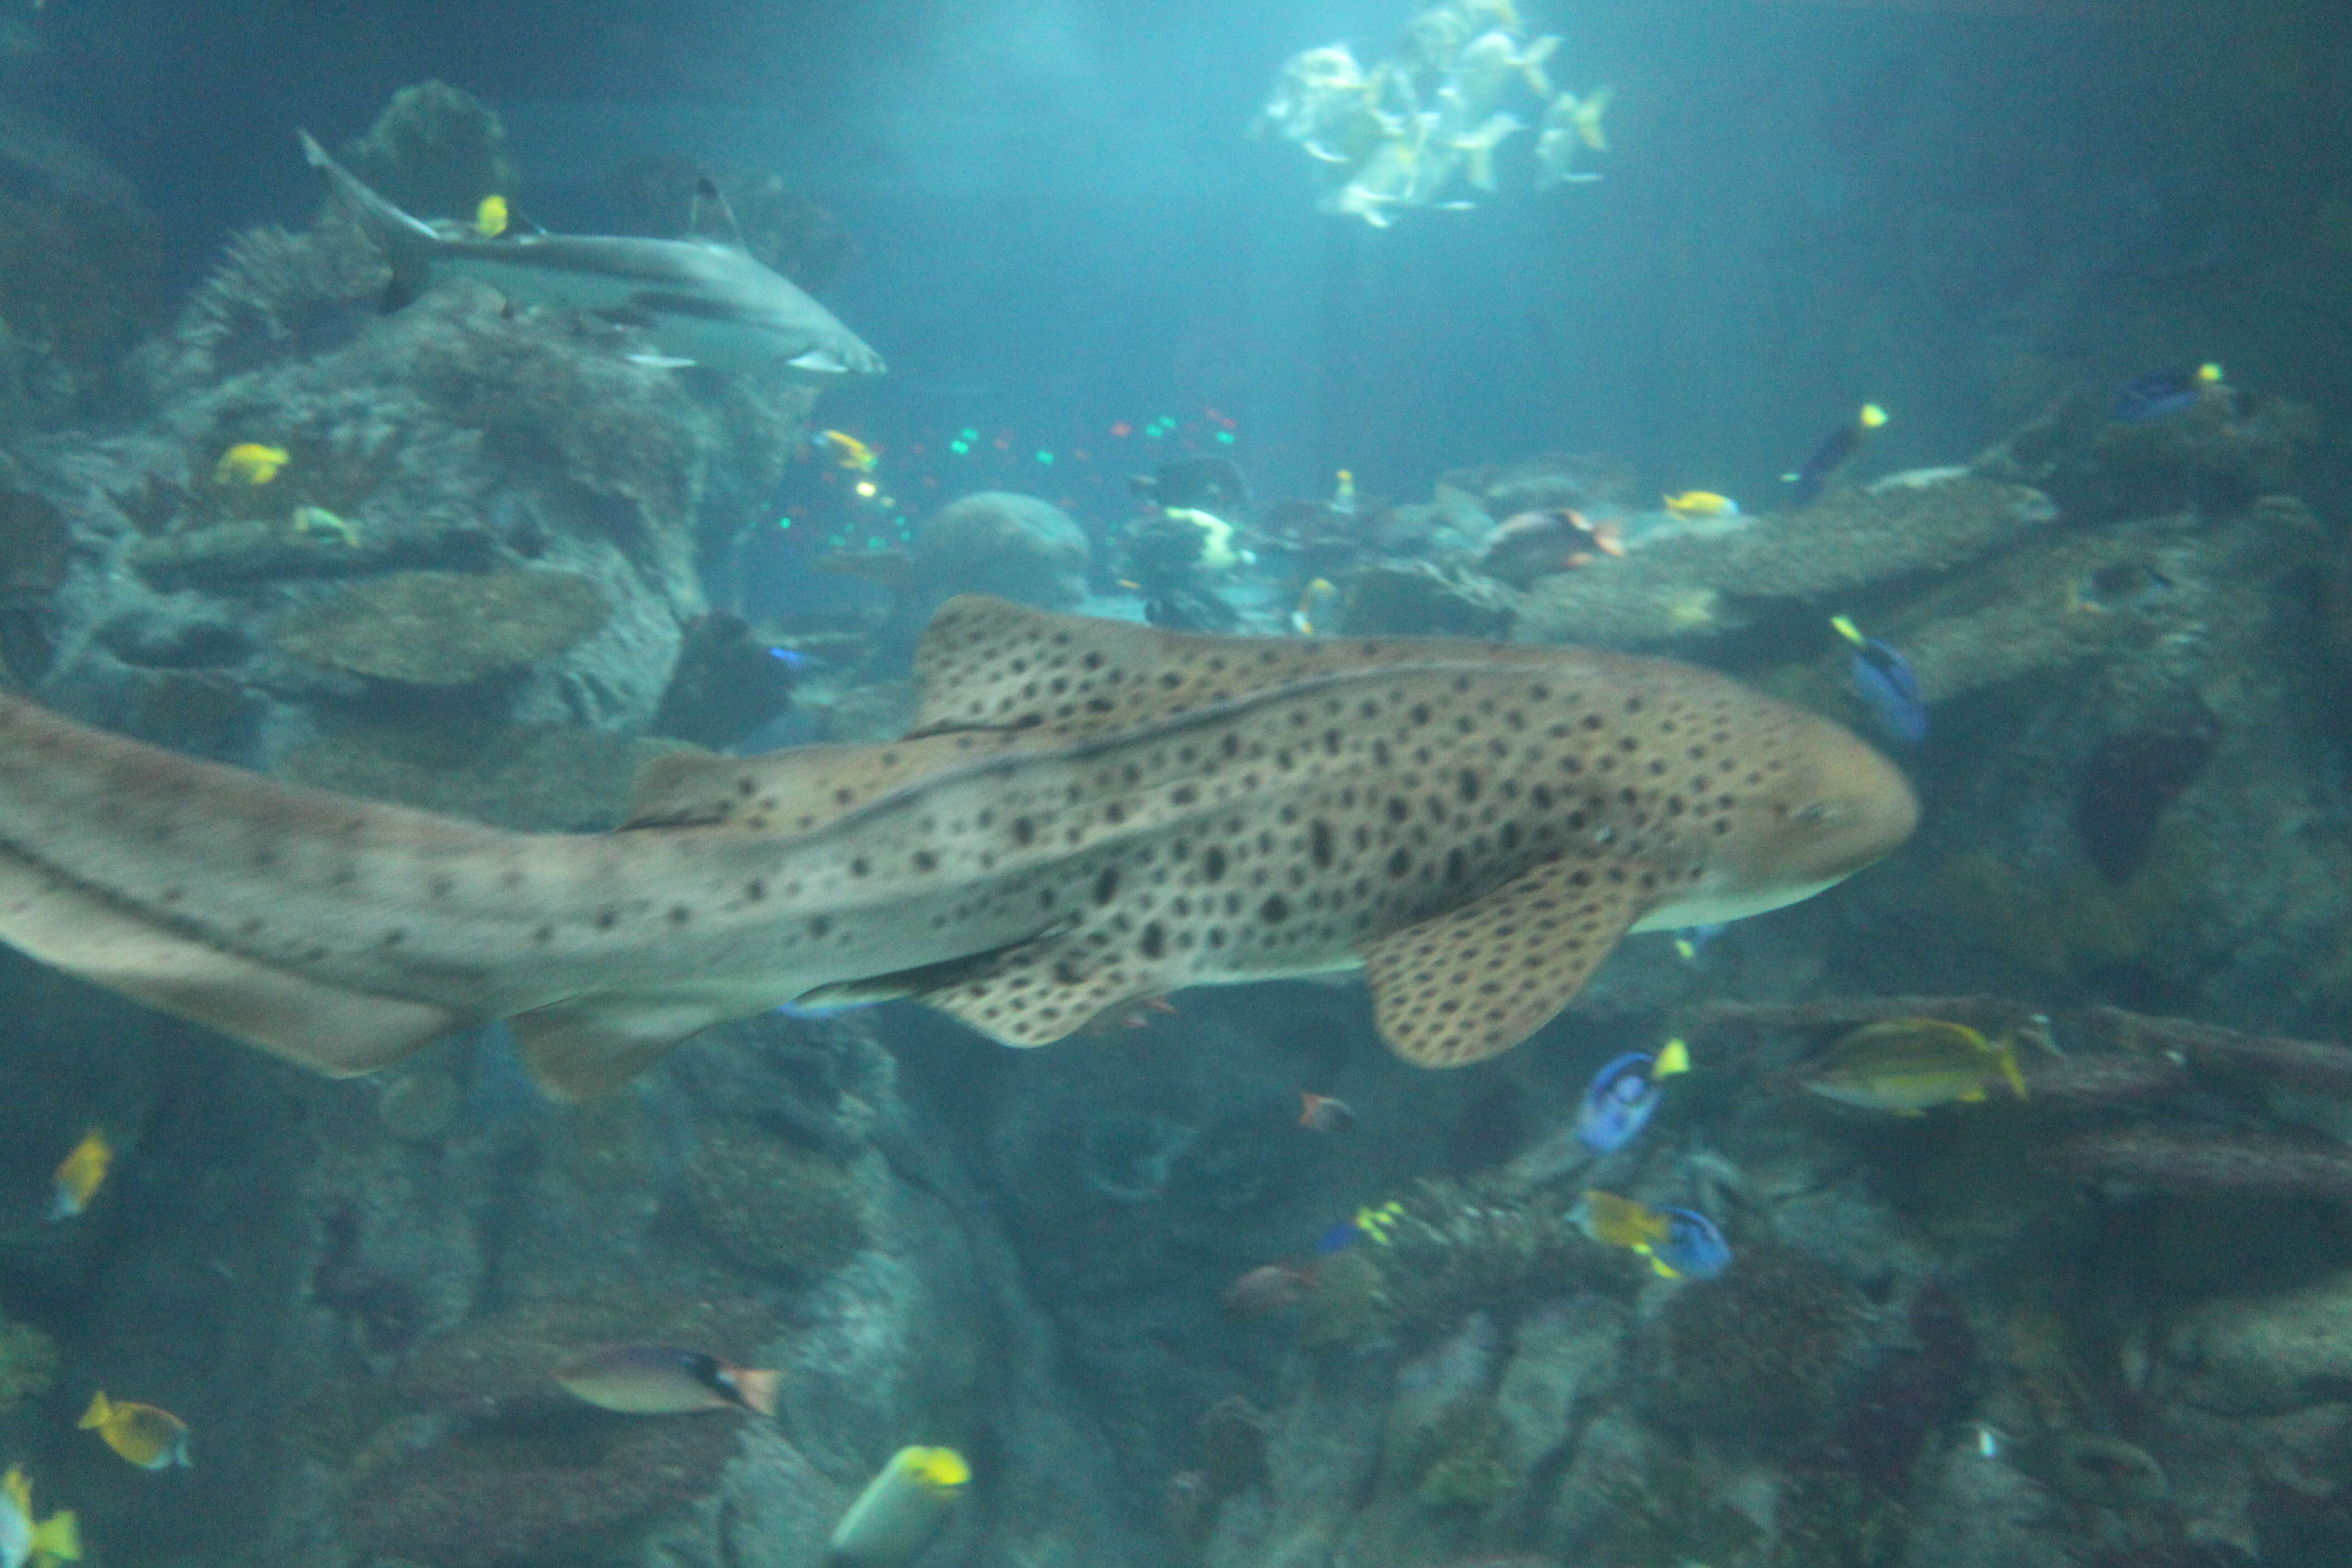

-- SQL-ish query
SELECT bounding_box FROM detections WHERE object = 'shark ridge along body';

[0,598,1916,1098]
[298,130,884,383]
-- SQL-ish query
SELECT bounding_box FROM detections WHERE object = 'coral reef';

[142,220,387,397]
[338,80,517,224]
[271,568,611,685]
[1637,1242,1866,1445]
[685,1121,871,1278]
[1817,1279,1977,1498]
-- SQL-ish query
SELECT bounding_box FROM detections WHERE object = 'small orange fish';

[1298,1093,1357,1133]
[1222,1263,1316,1318]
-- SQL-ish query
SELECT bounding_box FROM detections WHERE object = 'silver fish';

[0,598,1915,1098]
[299,130,884,383]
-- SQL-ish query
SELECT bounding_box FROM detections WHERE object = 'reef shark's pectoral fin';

[508,993,743,1101]
[1360,855,1646,1068]
[0,843,466,1076]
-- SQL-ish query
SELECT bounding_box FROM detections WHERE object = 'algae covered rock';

[273,568,609,685]
[339,80,517,224]
[686,1122,871,1279]
[913,490,1091,608]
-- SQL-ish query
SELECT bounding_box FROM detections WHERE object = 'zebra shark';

[0,597,1915,1097]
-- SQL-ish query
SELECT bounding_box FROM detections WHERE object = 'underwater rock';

[2076,707,2221,883]
[1514,469,2057,651]
[1975,380,2315,524]
[2046,1127,2352,1203]
[339,80,517,224]
[126,514,497,588]
[1438,451,1641,524]
[272,568,610,685]
[0,104,161,424]
[1817,1279,1978,1499]
[0,481,69,679]
[685,1122,871,1279]
[648,611,797,747]
[2167,1269,2352,1418]
[2048,1432,2170,1511]
[1343,561,1516,638]
[912,491,1092,609]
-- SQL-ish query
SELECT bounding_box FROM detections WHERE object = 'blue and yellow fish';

[1576,1039,1690,1153]
[2111,362,2221,424]
[1573,1189,1731,1279]
[78,1392,191,1471]
[1,1465,79,1568]
[48,1128,110,1222]
[1784,404,1886,507]
[1831,615,1927,745]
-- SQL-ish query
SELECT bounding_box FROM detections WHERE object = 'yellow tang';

[78,1392,192,1471]
[1804,1017,2028,1115]
[475,194,509,237]
[49,1127,110,1222]
[1661,491,1739,519]
[2,1465,79,1568]
[212,443,288,486]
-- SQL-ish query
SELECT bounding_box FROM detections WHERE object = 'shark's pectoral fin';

[1360,856,1646,1068]
[508,995,740,1100]
[0,845,465,1075]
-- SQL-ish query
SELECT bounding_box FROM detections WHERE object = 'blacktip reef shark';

[299,130,885,383]
[0,598,1915,1098]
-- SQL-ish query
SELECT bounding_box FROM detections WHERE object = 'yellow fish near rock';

[1803,1017,2029,1115]
[78,1392,192,1471]
[1661,491,1739,519]
[47,1128,109,1222]
[829,1446,969,1567]
[211,443,288,486]
[474,194,509,238]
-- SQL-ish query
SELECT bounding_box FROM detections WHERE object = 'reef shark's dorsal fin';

[906,596,1575,745]
[619,733,1008,834]
[688,177,746,250]
[1359,854,1647,1067]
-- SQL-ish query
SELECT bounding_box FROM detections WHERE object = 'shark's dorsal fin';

[689,177,745,250]
[906,596,1609,746]
[619,733,1009,834]
[1359,853,1647,1067]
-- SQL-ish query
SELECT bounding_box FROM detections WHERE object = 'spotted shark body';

[299,131,884,383]
[0,598,1914,1097]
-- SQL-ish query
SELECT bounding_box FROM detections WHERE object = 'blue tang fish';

[2111,363,2221,424]
[1577,1038,1691,1153]
[1833,616,1926,746]
[1653,1208,1732,1279]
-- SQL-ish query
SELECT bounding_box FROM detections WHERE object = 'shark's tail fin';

[298,129,437,310]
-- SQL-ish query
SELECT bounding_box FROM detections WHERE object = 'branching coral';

[147,220,386,395]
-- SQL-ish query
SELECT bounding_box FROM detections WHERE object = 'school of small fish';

[1255,0,1610,226]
